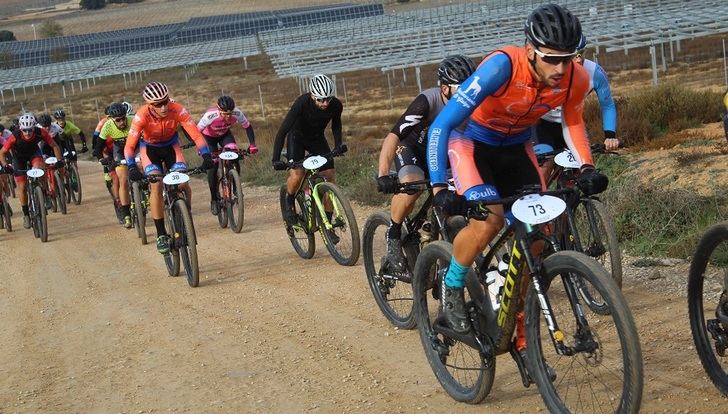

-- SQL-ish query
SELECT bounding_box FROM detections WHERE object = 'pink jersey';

[197,106,250,138]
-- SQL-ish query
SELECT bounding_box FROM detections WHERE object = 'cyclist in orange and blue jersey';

[124,82,214,254]
[427,4,608,365]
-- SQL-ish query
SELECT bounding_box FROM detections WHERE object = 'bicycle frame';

[289,161,340,234]
[443,189,594,358]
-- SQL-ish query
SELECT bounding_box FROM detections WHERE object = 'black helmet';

[107,102,127,119]
[217,95,235,112]
[438,55,476,85]
[53,109,66,119]
[525,4,582,52]
[37,113,52,128]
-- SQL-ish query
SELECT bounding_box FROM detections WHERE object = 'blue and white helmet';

[309,74,334,99]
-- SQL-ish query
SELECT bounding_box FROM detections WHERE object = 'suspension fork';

[310,179,339,230]
[519,226,576,356]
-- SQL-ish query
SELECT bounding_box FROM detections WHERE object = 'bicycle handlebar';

[146,167,206,184]
[284,150,344,170]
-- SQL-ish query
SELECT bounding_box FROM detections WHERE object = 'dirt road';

[0,161,726,412]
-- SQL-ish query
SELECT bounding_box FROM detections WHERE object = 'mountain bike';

[19,168,48,242]
[412,185,643,411]
[536,143,622,315]
[212,147,248,233]
[362,177,465,329]
[148,167,205,287]
[62,150,82,205]
[0,171,12,232]
[44,157,67,215]
[688,221,728,396]
[278,152,360,266]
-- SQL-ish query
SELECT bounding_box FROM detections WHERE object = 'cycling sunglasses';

[20,127,33,133]
[534,48,576,65]
[151,98,170,108]
[315,97,331,103]
[113,117,127,123]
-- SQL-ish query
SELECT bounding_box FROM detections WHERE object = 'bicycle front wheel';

[164,207,180,277]
[34,186,48,242]
[173,199,199,287]
[688,222,728,396]
[132,181,147,245]
[412,241,495,404]
[70,163,82,204]
[317,182,360,266]
[227,169,244,233]
[54,171,67,215]
[525,250,643,413]
[279,185,315,259]
[362,212,417,329]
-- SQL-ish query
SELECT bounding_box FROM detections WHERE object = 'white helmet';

[122,101,133,115]
[142,81,169,104]
[18,113,36,129]
[309,74,334,99]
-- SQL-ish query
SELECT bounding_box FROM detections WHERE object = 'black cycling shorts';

[394,141,427,180]
[534,119,566,151]
[287,134,333,171]
[448,137,542,202]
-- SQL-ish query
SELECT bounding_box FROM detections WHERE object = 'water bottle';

[485,253,509,310]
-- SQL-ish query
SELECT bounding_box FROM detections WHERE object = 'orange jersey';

[124,101,208,162]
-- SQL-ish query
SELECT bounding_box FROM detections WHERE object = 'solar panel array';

[0,3,383,68]
[259,0,728,77]
[0,36,260,90]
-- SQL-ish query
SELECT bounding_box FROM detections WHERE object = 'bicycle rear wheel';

[688,222,728,396]
[317,182,360,266]
[34,186,48,242]
[69,163,82,204]
[227,169,244,233]
[573,199,622,315]
[525,250,643,413]
[362,212,418,329]
[132,181,147,245]
[173,199,199,287]
[412,241,495,404]
[54,171,67,215]
[279,185,315,259]
[164,208,180,277]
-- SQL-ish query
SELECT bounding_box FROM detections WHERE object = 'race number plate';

[26,168,45,178]
[45,157,58,164]
[163,172,190,185]
[302,155,327,170]
[511,194,566,225]
[554,149,581,169]
[219,151,239,161]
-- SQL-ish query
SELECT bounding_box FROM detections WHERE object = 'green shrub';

[602,181,728,258]
[583,83,724,146]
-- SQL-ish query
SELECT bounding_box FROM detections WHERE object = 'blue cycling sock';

[444,257,468,289]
